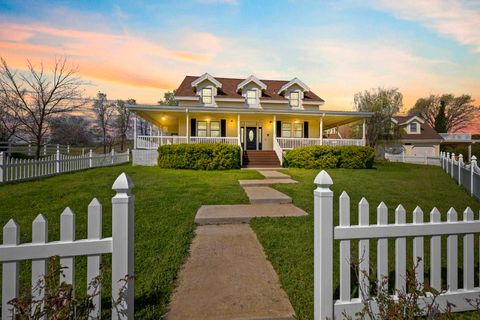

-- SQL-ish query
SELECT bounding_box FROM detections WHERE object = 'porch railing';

[276,137,365,149]
[190,137,238,145]
[136,135,239,149]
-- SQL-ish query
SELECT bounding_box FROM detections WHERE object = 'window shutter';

[191,118,196,136]
[304,121,309,138]
[276,121,281,137]
[221,119,226,137]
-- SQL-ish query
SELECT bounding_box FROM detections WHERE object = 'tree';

[408,94,478,132]
[354,87,403,147]
[93,92,115,153]
[434,99,447,133]
[49,115,94,146]
[0,57,86,158]
[114,99,135,151]
[158,90,178,106]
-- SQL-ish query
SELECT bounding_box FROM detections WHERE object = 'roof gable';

[236,75,267,91]
[278,77,310,94]
[191,72,222,88]
[391,115,442,140]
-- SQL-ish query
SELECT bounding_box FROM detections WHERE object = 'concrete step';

[195,203,307,225]
[257,170,291,180]
[239,178,297,187]
[166,225,295,320]
[243,186,292,204]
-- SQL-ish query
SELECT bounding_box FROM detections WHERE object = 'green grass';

[251,161,480,319]
[0,164,261,318]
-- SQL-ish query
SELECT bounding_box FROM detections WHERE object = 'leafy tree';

[93,92,115,153]
[114,99,135,151]
[0,57,86,158]
[354,87,403,147]
[49,116,94,146]
[158,90,178,106]
[409,94,478,132]
[434,100,448,133]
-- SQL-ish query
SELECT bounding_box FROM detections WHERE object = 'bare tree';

[93,92,115,153]
[408,94,479,132]
[114,99,135,151]
[0,57,86,158]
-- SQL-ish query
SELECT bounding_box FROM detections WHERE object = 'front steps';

[242,150,281,168]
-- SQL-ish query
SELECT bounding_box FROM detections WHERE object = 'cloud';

[371,0,480,53]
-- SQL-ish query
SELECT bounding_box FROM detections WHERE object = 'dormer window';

[290,91,299,107]
[410,122,418,133]
[246,90,257,105]
[201,88,212,104]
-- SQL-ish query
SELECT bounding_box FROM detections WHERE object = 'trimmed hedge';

[158,143,241,170]
[283,145,375,169]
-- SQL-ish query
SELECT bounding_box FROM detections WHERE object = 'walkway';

[167,169,307,320]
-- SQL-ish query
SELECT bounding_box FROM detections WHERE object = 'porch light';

[161,116,166,121]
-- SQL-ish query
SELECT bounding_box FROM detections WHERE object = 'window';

[281,122,292,138]
[197,121,207,136]
[246,90,257,105]
[410,122,418,133]
[201,88,212,104]
[293,123,303,138]
[210,121,220,137]
[290,91,299,107]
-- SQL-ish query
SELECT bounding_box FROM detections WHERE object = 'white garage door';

[411,144,436,157]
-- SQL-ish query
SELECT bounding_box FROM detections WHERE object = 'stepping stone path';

[167,170,307,320]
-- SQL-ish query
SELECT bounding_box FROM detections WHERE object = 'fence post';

[111,149,115,165]
[471,156,477,197]
[0,152,4,183]
[67,145,70,154]
[451,153,455,178]
[43,144,47,156]
[446,152,450,174]
[28,144,32,156]
[89,149,93,168]
[127,148,130,162]
[111,173,135,319]
[56,148,61,173]
[314,170,334,320]
[2,219,20,319]
[458,154,463,185]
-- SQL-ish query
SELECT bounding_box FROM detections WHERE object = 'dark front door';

[246,127,257,150]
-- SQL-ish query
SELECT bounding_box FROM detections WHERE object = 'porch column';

[362,119,366,146]
[186,109,190,143]
[273,115,277,139]
[237,114,241,146]
[133,115,137,150]
[320,117,323,145]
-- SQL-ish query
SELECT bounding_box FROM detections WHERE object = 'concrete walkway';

[167,170,306,320]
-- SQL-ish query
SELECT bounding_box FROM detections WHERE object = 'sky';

[0,0,479,131]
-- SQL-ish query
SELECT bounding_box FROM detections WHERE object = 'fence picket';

[60,208,76,288]
[430,208,442,291]
[31,214,48,314]
[339,191,350,302]
[88,198,102,318]
[358,198,369,300]
[412,206,424,286]
[2,220,20,319]
[395,205,406,292]
[447,208,458,291]
[377,202,388,291]
[463,207,474,290]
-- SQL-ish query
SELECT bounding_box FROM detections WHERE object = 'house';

[128,73,373,166]
[386,115,443,158]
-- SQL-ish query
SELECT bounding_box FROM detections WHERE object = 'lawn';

[0,164,261,318]
[251,161,480,319]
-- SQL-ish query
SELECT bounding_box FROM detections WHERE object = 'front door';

[246,127,257,150]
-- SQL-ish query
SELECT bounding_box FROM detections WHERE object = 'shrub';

[283,145,375,169]
[157,143,240,170]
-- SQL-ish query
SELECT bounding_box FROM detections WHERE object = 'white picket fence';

[0,149,130,183]
[314,170,480,319]
[0,142,71,156]
[1,173,135,319]
[385,152,441,166]
[440,152,480,201]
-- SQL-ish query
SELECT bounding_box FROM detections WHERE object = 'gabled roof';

[278,77,310,94]
[191,72,222,88]
[236,75,267,91]
[392,116,442,141]
[176,75,324,103]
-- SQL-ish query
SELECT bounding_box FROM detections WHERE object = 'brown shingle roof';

[175,75,325,102]
[392,116,443,140]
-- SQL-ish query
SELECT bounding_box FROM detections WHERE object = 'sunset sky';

[0,0,479,131]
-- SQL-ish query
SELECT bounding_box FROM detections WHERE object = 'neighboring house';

[388,115,443,158]
[128,73,373,166]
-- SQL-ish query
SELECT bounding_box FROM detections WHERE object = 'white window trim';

[281,121,304,138]
[246,89,258,106]
[197,120,221,137]
[289,91,300,108]
[201,87,214,105]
